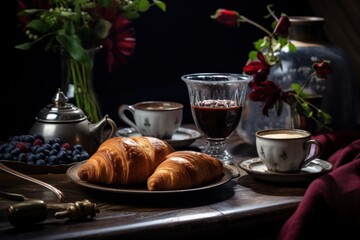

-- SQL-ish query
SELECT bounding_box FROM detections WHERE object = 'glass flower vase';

[61,47,102,123]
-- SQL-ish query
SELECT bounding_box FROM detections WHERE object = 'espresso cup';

[255,128,322,173]
[118,101,183,139]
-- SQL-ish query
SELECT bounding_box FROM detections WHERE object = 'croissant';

[77,136,174,185]
[147,150,224,191]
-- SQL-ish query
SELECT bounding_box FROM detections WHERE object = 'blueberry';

[11,135,21,142]
[35,152,46,160]
[57,150,67,160]
[35,147,45,154]
[5,144,15,152]
[73,154,82,162]
[81,151,90,160]
[72,149,80,157]
[3,153,12,160]
[18,153,27,162]
[51,143,60,151]
[36,159,46,166]
[10,148,21,157]
[24,135,35,143]
[26,153,36,162]
[48,155,58,165]
[33,133,45,142]
[42,143,52,151]
[72,144,83,152]
[49,149,58,156]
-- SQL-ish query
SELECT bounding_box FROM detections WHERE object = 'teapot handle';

[102,115,117,141]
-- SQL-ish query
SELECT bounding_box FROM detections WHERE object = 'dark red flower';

[243,52,270,85]
[273,15,290,38]
[213,9,239,28]
[248,80,282,116]
[101,15,136,72]
[313,60,332,78]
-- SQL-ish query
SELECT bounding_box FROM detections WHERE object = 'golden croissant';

[147,150,224,191]
[77,136,174,185]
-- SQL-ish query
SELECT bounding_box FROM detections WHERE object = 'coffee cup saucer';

[238,157,333,183]
[115,127,202,149]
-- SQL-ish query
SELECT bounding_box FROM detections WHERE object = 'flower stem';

[66,55,101,123]
[241,16,273,36]
[298,72,316,95]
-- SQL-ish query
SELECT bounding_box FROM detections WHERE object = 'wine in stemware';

[181,73,252,165]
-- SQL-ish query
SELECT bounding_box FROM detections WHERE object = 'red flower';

[243,52,271,85]
[96,6,137,72]
[248,80,282,116]
[100,13,136,72]
[313,60,332,78]
[273,15,290,38]
[212,9,239,28]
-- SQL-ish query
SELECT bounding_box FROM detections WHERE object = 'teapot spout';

[89,115,117,144]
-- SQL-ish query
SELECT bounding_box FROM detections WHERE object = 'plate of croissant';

[66,136,232,194]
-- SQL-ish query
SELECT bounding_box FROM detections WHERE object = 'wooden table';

[0,125,308,240]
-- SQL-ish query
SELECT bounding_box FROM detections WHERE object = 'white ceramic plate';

[115,127,202,148]
[66,161,232,195]
[239,158,333,183]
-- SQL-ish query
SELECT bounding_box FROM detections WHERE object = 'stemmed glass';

[182,73,252,165]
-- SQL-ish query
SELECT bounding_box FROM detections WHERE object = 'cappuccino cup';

[255,128,322,173]
[118,101,183,139]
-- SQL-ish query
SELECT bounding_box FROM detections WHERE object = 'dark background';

[2,0,358,141]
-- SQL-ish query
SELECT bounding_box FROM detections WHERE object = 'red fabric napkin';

[277,130,360,240]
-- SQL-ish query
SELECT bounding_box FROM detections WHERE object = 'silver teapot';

[29,89,117,155]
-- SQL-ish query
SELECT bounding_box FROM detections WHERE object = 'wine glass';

[181,73,252,165]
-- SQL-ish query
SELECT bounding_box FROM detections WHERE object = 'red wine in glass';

[192,100,243,139]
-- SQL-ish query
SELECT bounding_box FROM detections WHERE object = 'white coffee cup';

[255,128,322,173]
[118,101,183,139]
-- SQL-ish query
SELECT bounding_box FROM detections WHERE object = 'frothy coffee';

[259,131,308,139]
[135,102,183,111]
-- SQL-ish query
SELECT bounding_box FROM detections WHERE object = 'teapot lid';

[35,89,87,122]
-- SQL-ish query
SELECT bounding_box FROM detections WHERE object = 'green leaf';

[278,37,287,47]
[288,41,297,52]
[271,20,277,30]
[318,111,332,125]
[290,83,309,98]
[94,18,112,39]
[26,19,51,33]
[17,9,44,16]
[14,42,33,50]
[139,0,151,12]
[64,21,76,35]
[56,32,92,67]
[296,102,312,118]
[98,0,113,8]
[154,0,166,11]
[275,99,283,117]
[254,38,267,51]
[290,83,302,94]
[249,51,258,60]
[122,11,141,20]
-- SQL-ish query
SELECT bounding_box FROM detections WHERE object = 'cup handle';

[118,105,138,130]
[302,139,323,167]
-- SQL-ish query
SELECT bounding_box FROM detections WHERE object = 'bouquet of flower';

[211,5,332,130]
[15,0,166,122]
